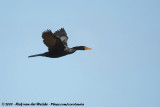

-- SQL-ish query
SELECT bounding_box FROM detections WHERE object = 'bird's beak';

[84,47,92,50]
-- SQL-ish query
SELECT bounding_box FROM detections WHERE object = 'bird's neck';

[65,46,85,54]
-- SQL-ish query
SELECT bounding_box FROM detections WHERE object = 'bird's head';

[73,46,92,50]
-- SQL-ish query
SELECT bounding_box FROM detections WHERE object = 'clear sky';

[0,0,160,107]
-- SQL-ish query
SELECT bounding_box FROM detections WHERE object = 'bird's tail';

[28,53,44,58]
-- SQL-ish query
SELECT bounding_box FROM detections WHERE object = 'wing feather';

[42,30,63,52]
[53,28,68,46]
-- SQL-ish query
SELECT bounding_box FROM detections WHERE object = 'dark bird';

[28,28,91,58]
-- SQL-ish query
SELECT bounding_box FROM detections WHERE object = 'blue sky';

[0,0,160,107]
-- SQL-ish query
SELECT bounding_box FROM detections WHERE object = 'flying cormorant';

[28,28,91,58]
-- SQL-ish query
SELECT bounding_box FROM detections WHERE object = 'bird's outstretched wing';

[53,28,68,46]
[42,29,65,52]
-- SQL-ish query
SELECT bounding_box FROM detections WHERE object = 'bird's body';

[29,28,91,58]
